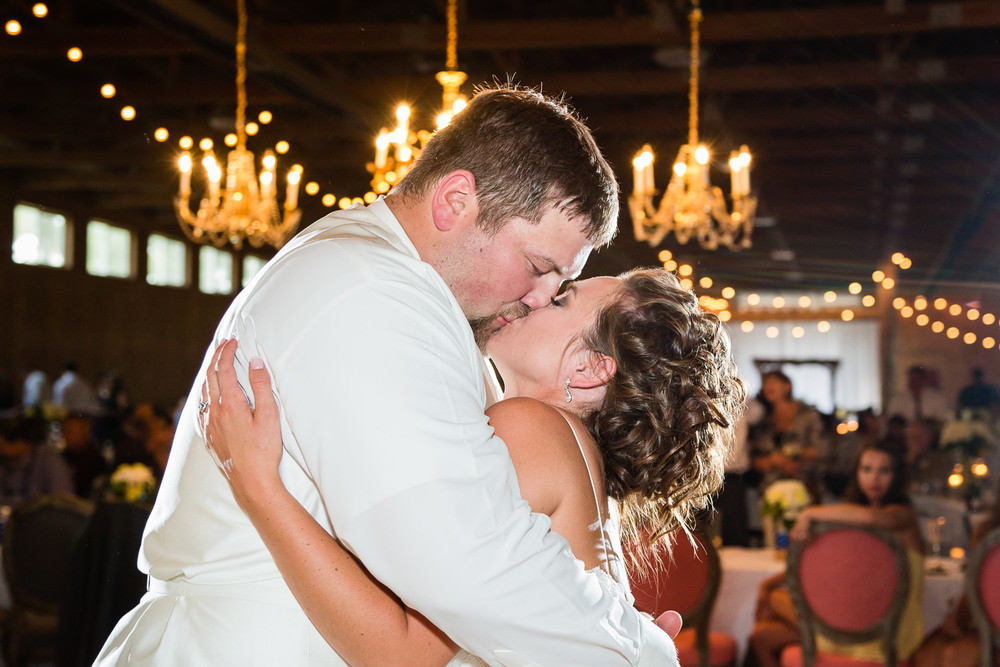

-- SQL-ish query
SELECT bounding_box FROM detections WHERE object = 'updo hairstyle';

[581,268,746,548]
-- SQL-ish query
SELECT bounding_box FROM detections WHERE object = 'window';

[242,255,267,288]
[147,234,188,287]
[12,203,69,267]
[199,246,233,294]
[86,220,133,278]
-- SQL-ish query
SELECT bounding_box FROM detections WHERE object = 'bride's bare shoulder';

[486,397,583,515]
[486,397,578,445]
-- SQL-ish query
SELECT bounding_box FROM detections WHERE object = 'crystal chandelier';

[367,0,467,197]
[175,0,302,249]
[629,0,756,251]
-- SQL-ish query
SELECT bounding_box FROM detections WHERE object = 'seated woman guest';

[748,439,924,667]
[202,268,746,666]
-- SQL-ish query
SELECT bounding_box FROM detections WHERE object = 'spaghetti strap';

[556,410,611,576]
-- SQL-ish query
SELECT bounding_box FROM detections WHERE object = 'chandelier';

[629,0,756,251]
[366,0,467,197]
[175,0,302,249]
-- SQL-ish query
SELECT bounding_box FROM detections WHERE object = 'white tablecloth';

[713,547,966,665]
[713,547,786,665]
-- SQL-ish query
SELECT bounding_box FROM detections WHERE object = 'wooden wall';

[1,179,997,416]
[0,185,237,410]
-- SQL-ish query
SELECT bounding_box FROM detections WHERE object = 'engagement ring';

[198,400,210,413]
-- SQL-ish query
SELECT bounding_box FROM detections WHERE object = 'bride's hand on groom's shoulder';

[201,337,286,511]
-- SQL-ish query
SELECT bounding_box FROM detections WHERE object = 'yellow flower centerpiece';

[108,463,158,504]
[761,479,811,550]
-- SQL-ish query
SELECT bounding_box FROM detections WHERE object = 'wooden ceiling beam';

[3,1,998,59]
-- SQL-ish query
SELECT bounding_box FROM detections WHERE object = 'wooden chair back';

[630,527,723,667]
[965,524,1000,667]
[785,520,909,667]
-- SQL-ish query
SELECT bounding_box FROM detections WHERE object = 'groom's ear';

[431,170,477,232]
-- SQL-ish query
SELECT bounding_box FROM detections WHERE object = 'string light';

[17,8,339,230]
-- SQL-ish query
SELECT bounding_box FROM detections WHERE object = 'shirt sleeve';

[265,277,677,667]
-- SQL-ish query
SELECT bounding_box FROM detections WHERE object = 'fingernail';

[250,357,264,370]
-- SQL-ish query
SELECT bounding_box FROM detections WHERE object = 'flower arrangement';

[761,479,811,531]
[941,409,994,509]
[108,463,158,504]
[941,409,995,459]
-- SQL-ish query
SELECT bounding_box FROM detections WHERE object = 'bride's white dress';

[447,412,635,667]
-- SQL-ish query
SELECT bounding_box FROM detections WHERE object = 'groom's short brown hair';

[392,84,619,248]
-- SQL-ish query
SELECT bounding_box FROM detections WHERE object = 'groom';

[97,86,678,665]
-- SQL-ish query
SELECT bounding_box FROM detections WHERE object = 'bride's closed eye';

[549,282,575,307]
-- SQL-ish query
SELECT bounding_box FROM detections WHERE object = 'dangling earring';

[564,379,573,403]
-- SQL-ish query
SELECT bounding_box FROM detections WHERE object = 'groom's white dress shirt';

[95,198,677,666]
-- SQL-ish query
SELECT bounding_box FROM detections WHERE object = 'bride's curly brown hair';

[579,268,746,557]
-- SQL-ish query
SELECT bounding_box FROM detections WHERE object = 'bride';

[201,267,745,666]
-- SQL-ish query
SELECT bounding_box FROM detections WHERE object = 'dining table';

[713,546,966,666]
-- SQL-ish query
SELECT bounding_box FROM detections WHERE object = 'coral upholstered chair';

[629,527,736,667]
[781,521,911,667]
[965,524,1000,667]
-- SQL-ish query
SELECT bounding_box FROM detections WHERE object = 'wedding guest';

[20,361,51,409]
[52,361,101,416]
[0,415,74,505]
[749,371,828,498]
[61,412,110,499]
[747,439,924,667]
[94,370,129,449]
[904,417,951,494]
[716,396,764,546]
[957,367,1000,415]
[825,407,880,498]
[887,365,951,426]
[113,404,173,478]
